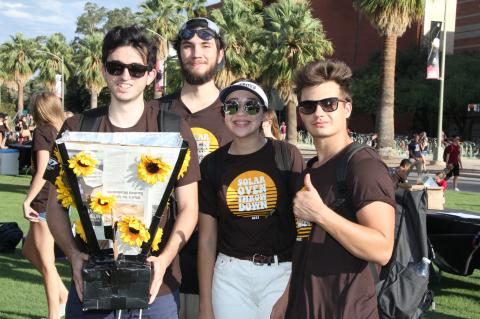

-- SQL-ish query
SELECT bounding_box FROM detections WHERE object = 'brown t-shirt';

[286,145,395,319]
[30,124,57,213]
[52,102,200,296]
[199,139,304,258]
[169,98,232,162]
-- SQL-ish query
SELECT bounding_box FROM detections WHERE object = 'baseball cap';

[179,17,220,37]
[219,81,269,108]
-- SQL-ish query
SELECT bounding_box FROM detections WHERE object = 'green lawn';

[0,175,479,318]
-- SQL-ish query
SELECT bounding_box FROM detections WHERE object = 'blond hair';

[263,109,280,140]
[30,92,65,132]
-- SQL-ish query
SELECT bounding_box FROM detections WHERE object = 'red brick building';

[454,0,480,53]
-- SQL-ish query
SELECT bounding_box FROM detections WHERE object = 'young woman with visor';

[198,80,304,319]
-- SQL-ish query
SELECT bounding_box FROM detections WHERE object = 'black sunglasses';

[298,97,348,114]
[180,28,217,41]
[105,61,149,78]
[223,100,264,116]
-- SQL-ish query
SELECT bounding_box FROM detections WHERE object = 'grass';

[0,175,479,318]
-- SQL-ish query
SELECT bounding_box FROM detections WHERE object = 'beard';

[181,59,218,85]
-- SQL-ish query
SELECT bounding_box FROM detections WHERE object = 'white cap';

[219,81,269,108]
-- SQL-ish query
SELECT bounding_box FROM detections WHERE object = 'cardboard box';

[426,188,444,210]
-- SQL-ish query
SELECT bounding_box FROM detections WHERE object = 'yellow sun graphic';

[137,154,172,184]
[89,192,116,215]
[55,170,75,208]
[68,151,97,176]
[74,219,87,243]
[177,149,190,180]
[117,216,150,247]
[151,228,164,252]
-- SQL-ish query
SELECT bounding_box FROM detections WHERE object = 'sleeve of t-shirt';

[32,125,57,152]
[288,143,306,196]
[347,149,396,213]
[198,150,220,218]
[176,118,201,187]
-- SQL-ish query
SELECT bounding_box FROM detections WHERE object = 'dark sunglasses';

[105,61,149,78]
[180,28,217,41]
[223,100,264,116]
[298,97,348,114]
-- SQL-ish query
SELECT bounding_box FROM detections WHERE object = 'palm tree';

[210,0,265,89]
[75,33,106,109]
[0,33,37,113]
[178,0,208,18]
[261,0,333,144]
[353,0,425,157]
[138,0,185,97]
[36,33,72,92]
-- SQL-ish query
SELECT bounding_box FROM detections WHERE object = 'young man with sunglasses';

[46,25,200,319]
[275,60,395,319]
[157,18,232,313]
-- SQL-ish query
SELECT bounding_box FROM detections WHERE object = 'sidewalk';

[297,144,480,176]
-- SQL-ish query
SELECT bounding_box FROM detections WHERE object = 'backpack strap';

[157,91,181,132]
[207,143,229,193]
[272,139,293,171]
[79,107,109,132]
[333,142,372,211]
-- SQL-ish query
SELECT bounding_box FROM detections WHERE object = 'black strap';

[79,107,108,132]
[272,140,293,171]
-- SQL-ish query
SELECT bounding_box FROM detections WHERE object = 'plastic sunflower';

[55,170,75,208]
[151,228,164,252]
[68,151,97,176]
[177,149,190,180]
[137,154,172,184]
[74,220,87,243]
[53,147,62,164]
[89,192,116,215]
[117,216,150,247]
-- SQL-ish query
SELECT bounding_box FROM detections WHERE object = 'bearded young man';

[275,60,395,319]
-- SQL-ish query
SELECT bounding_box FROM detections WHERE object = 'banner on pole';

[426,21,442,80]
[154,59,164,93]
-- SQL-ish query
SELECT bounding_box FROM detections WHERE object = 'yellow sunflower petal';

[74,220,87,243]
[117,216,150,248]
[151,228,164,252]
[89,192,116,214]
[177,149,190,180]
[68,151,97,176]
[137,154,172,184]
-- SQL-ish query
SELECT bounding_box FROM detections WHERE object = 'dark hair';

[399,159,411,168]
[102,25,157,70]
[294,59,353,102]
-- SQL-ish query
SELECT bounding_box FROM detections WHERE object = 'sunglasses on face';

[180,28,217,41]
[105,61,149,78]
[223,100,264,116]
[298,97,348,115]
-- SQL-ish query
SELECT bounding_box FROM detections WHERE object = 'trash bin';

[0,149,19,175]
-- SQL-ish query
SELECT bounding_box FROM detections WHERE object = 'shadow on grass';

[0,250,71,284]
[424,311,466,319]
[0,310,41,319]
[0,182,29,194]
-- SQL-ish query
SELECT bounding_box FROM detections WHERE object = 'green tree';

[261,0,333,144]
[75,33,106,109]
[138,0,185,96]
[76,2,107,36]
[105,8,138,31]
[210,0,265,89]
[353,0,425,157]
[0,33,37,113]
[178,0,208,18]
[36,33,73,92]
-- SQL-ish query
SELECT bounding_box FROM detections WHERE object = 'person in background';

[262,108,281,140]
[434,171,447,192]
[408,133,423,182]
[22,92,68,319]
[280,121,287,141]
[198,80,303,319]
[419,132,429,173]
[0,113,9,148]
[390,158,411,188]
[444,135,462,191]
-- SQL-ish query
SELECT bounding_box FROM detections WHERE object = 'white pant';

[212,253,291,319]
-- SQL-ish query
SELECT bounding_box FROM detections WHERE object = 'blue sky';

[0,0,219,43]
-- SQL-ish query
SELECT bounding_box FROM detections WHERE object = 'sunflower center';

[128,226,140,234]
[146,162,160,174]
[77,160,90,168]
[98,199,108,206]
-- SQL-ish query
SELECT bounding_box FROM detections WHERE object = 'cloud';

[3,9,31,19]
[0,2,27,10]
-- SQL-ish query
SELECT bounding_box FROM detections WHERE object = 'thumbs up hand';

[293,173,326,224]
